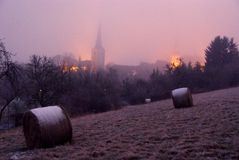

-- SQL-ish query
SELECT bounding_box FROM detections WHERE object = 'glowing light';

[70,66,79,72]
[170,55,182,69]
[63,65,79,72]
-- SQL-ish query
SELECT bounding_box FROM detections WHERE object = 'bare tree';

[0,41,20,121]
[25,55,65,106]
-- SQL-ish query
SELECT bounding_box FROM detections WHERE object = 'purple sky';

[0,0,239,65]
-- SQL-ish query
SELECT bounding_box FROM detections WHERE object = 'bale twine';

[171,87,193,108]
[23,106,72,149]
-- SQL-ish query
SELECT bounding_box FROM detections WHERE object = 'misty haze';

[0,0,239,160]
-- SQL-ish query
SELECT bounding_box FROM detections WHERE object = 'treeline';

[0,36,239,122]
[123,36,239,104]
[0,52,124,119]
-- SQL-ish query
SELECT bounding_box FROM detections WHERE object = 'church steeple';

[91,25,105,71]
[95,26,102,48]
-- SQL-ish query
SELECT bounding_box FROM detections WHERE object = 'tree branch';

[0,96,16,121]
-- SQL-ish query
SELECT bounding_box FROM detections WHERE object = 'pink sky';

[0,0,239,65]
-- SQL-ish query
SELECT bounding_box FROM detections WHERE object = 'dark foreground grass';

[1,87,239,160]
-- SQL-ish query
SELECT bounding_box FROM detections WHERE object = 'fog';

[0,0,238,65]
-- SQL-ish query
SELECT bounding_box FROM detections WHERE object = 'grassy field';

[0,87,239,160]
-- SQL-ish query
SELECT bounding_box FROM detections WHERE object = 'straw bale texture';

[23,106,72,149]
[171,87,193,108]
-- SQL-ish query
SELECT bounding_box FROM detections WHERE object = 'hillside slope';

[1,87,239,160]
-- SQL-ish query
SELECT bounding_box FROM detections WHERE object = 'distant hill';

[107,60,168,80]
[1,87,239,159]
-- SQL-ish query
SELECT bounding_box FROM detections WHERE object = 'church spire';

[95,25,102,48]
[91,25,105,71]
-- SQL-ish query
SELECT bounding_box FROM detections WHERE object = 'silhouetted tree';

[0,41,21,121]
[205,36,239,71]
[121,78,149,104]
[190,62,206,91]
[59,68,122,114]
[149,69,172,100]
[166,58,190,88]
[25,55,65,106]
[205,36,239,88]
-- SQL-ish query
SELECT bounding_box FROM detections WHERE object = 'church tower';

[91,26,105,71]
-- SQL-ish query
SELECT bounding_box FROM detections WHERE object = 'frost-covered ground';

[1,87,239,160]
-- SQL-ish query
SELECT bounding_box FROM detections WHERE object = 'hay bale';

[171,87,193,108]
[23,106,72,149]
[145,98,151,103]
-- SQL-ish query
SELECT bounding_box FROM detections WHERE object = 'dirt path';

[1,87,239,160]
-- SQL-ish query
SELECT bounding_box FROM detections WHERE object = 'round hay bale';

[145,98,151,103]
[23,106,72,149]
[171,87,193,108]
